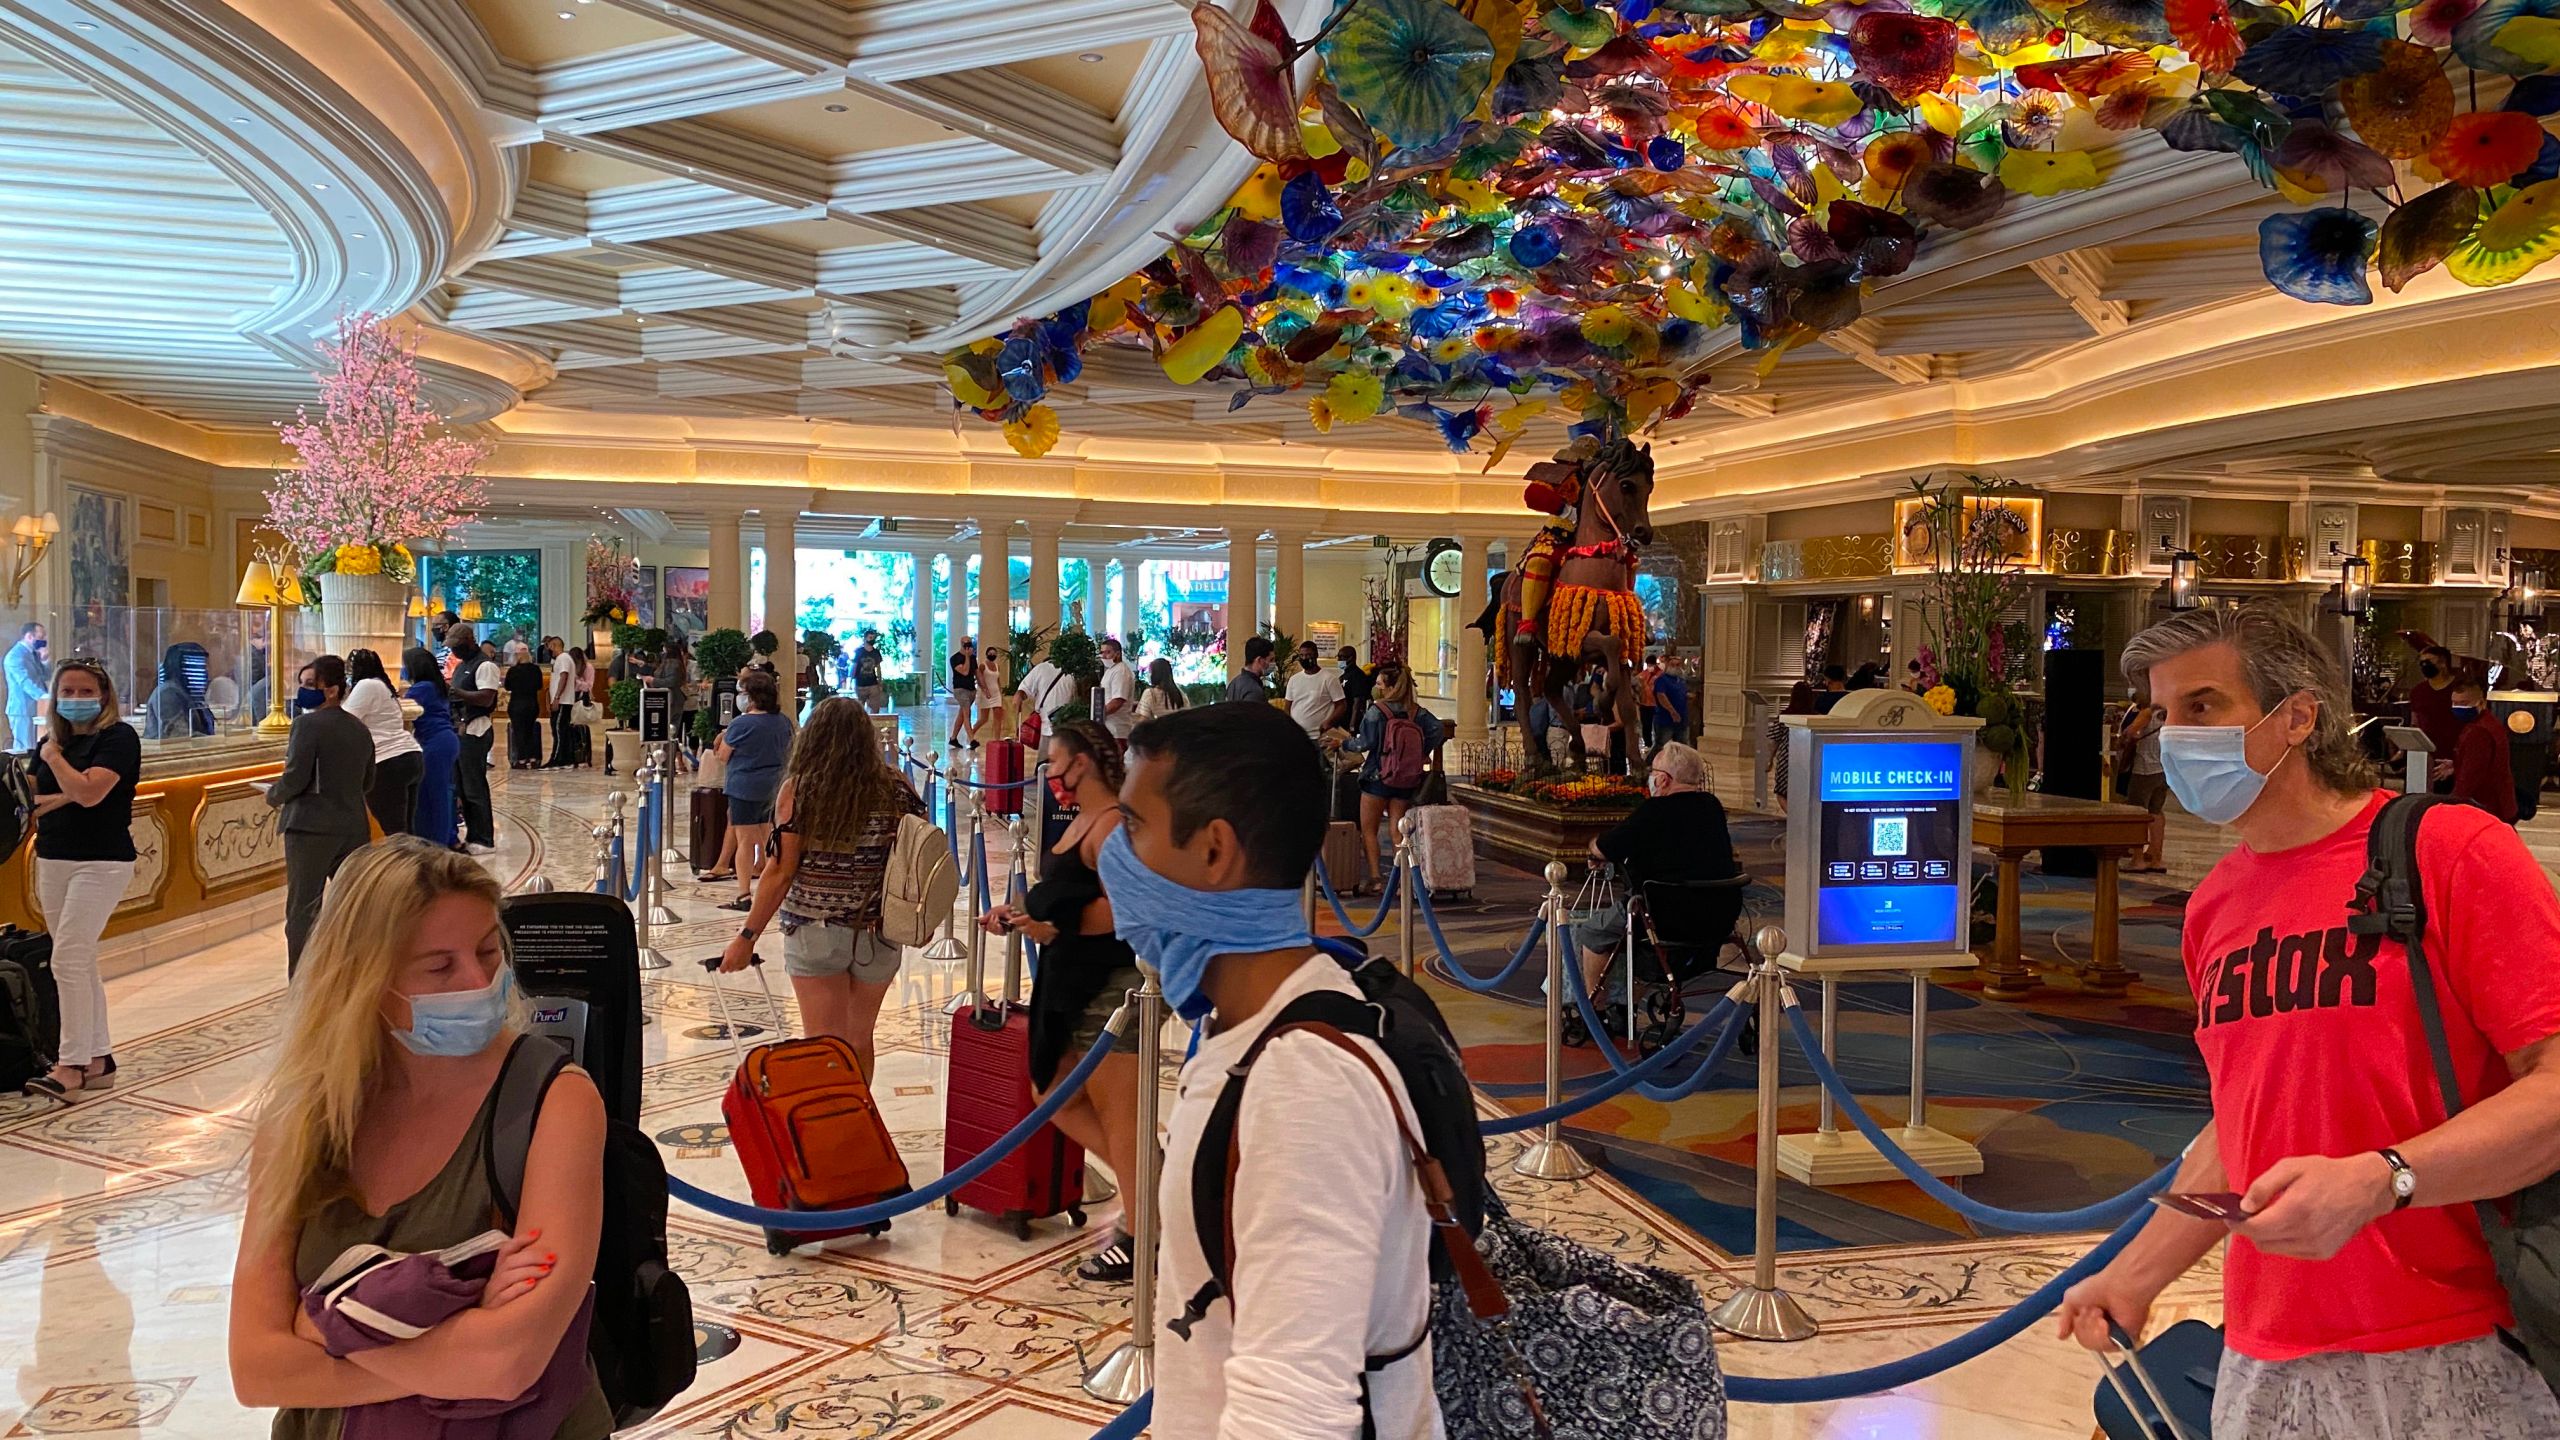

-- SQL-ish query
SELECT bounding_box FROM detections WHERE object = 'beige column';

[1113,556,1139,644]
[944,549,969,661]
[1227,526,1262,678]
[1457,532,1494,740]
[1027,522,1063,642]
[763,510,797,695]
[909,550,934,683]
[1272,528,1307,644]
[977,522,1010,667]
[707,512,743,631]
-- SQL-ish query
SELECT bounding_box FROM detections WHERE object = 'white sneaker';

[463,842,498,856]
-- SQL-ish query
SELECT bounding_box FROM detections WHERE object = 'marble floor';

[0,757,2227,1440]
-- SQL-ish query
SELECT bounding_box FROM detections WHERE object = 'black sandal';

[22,1073,73,1101]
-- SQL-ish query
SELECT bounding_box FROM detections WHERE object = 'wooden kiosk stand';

[1772,687,1986,1186]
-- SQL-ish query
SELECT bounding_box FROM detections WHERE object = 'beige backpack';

[879,811,959,947]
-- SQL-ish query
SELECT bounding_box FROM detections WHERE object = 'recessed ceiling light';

[234,115,253,124]
[352,233,368,240]
[357,271,372,277]
[72,21,94,30]
[314,182,329,190]
[1079,51,1105,62]
[824,103,847,113]
[559,9,574,17]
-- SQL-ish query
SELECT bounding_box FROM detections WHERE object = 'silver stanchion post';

[601,790,628,898]
[1708,925,1819,1341]
[954,763,988,1014]
[1514,861,1596,1181]
[657,741,683,867]
[591,814,615,896]
[1084,978,1161,1402]
[921,750,966,964]
[1817,977,1839,1139]
[1395,814,1417,979]
[1301,870,1318,930]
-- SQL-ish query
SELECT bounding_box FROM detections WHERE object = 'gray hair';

[2120,604,2373,794]
[1652,740,1708,789]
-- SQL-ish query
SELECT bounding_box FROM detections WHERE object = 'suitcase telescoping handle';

[2099,1322,2199,1440]
[700,952,781,1066]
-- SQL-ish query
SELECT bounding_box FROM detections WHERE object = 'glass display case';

[4,604,316,754]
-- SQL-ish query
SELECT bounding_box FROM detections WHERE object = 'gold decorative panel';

[1894,495,2044,570]
[1800,533,1895,580]
[2043,528,2135,576]
[2358,539,2439,586]
[2189,533,2298,581]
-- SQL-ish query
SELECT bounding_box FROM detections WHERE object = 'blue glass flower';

[1646,134,1687,171]
[2233,25,2389,93]
[1510,224,1562,267]
[1280,170,1342,245]
[2259,207,2379,305]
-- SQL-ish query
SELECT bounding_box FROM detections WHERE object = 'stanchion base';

[1083,1163,1117,1205]
[645,904,680,926]
[1708,1285,1819,1342]
[638,948,671,971]
[922,937,966,962]
[1511,1135,1597,1181]
[1775,1127,1983,1187]
[519,876,555,894]
[1082,1342,1153,1404]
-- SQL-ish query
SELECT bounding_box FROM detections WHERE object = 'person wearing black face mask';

[2398,632,2463,775]
[2443,674,2517,823]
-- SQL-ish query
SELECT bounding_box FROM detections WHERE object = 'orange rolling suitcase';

[707,957,911,1254]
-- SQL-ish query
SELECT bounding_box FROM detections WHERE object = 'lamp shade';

[280,569,304,606]
[459,595,484,623]
[2338,554,2372,616]
[408,594,428,619]
[235,560,279,608]
[2167,550,2200,611]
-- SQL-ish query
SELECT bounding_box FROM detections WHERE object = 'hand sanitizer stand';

[1774,687,1986,1186]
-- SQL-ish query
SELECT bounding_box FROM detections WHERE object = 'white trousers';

[36,857,130,1068]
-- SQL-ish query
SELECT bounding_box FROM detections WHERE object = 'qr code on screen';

[1871,816,1909,858]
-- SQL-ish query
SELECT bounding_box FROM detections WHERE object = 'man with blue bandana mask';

[2058,605,2560,1440]
[1107,701,1441,1439]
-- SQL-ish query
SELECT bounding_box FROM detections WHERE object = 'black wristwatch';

[737,924,758,942]
[2378,1147,2417,1210]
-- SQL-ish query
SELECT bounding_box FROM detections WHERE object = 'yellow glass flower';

[1580,304,1635,347]
[1309,395,1336,433]
[1997,149,2102,196]
[1160,306,1244,385]
[1728,75,1864,126]
[1232,162,1286,222]
[1368,273,1418,321]
[1326,371,1385,423]
[2449,178,2560,287]
[1922,684,1958,716]
[1003,404,1061,458]
[945,359,997,408]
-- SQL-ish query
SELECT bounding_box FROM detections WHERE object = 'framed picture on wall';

[664,567,709,637]
[633,565,659,627]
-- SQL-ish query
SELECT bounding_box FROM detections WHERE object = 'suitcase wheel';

[866,1220,892,1238]
[1561,1010,1592,1049]
[1068,1206,1087,1229]
[1011,1212,1033,1242]
[943,1196,961,1217]
[763,1229,794,1256]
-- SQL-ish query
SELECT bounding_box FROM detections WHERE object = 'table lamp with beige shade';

[234,560,302,737]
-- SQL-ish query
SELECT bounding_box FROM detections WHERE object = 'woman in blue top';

[715,669,793,910]
[1337,661,1444,894]
[402,646,460,849]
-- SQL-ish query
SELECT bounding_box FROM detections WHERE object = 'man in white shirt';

[447,625,501,854]
[1097,637,1139,741]
[545,636,576,768]
[1282,640,1347,741]
[1016,651,1079,724]
[1115,702,1439,1439]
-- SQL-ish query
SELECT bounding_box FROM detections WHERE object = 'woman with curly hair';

[979,718,1150,1284]
[717,696,923,1080]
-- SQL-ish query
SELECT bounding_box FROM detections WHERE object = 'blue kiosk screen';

[1815,740,1964,949]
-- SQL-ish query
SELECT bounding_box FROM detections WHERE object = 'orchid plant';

[265,313,487,583]
[583,535,642,627]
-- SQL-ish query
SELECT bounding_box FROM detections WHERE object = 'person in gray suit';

[267,653,376,974]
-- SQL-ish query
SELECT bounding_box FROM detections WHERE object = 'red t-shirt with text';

[2183,789,2560,1361]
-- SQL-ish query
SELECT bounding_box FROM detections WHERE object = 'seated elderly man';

[1577,741,1741,996]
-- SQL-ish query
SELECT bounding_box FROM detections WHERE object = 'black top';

[1594,790,1740,886]
[504,660,545,715]
[1341,662,1373,708]
[34,721,142,862]
[950,652,977,689]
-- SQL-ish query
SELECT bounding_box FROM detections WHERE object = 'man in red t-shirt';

[2446,674,2518,824]
[2058,605,2560,1439]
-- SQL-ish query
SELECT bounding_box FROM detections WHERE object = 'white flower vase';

[318,570,411,664]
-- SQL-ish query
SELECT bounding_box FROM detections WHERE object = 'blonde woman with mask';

[23,656,140,1100]
[229,838,611,1440]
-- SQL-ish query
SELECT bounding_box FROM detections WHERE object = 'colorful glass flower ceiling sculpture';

[947,0,2560,459]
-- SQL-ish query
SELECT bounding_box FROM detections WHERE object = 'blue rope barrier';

[1087,1395,1150,1440]
[947,770,1038,792]
[1480,999,1746,1135]
[622,797,650,903]
[1726,1200,2150,1403]
[667,1005,1125,1229]
[1311,856,1398,937]
[1410,883,1543,993]
[1556,921,1747,1102]
[1779,1005,2180,1233]
[973,827,991,910]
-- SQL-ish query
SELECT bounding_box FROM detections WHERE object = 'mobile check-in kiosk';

[1775,686,1986,1185]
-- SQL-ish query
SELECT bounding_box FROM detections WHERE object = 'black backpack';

[0,926,57,1091]
[1168,939,1506,1362]
[488,1036,697,1427]
[0,751,33,862]
[2350,792,2560,1399]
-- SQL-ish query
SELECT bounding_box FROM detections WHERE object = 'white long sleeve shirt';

[1156,954,1443,1440]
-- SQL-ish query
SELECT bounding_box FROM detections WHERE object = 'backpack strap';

[485,1033,571,1226]
[1168,991,1508,1347]
[2348,793,2515,1250]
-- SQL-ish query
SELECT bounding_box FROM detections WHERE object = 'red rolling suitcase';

[706,958,911,1255]
[980,739,1027,817]
[939,910,1088,1239]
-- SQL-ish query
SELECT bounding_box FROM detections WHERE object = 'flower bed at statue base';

[1452,778,1638,878]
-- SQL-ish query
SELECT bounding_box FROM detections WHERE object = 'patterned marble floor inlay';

[0,759,2248,1440]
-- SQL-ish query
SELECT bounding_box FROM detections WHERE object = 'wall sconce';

[2336,547,2371,617]
[234,560,296,737]
[428,587,448,617]
[2511,560,2545,622]
[2165,539,2200,611]
[1858,594,1876,619]
[2,510,60,607]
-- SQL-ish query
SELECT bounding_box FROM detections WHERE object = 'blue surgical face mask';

[390,967,514,1057]
[295,686,326,712]
[1097,824,1314,1023]
[55,697,101,725]
[2454,706,2481,724]
[2158,703,2298,827]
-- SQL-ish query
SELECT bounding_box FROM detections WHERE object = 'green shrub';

[691,705,719,747]
[886,675,924,707]
[609,677,641,725]
[694,627,751,678]
[800,628,842,669]
[1181,681,1227,708]
[1047,627,1102,691]
[610,622,645,655]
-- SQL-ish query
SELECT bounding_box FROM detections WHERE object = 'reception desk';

[0,732,289,975]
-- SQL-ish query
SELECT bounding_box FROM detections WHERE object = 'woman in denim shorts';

[717,696,924,1080]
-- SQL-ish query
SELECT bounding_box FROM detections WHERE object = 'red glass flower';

[2429,109,2544,187]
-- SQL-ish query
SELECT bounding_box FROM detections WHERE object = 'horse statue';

[1494,436,1657,775]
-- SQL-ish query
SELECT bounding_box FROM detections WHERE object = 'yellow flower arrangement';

[334,542,382,576]
[1922,683,1958,716]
